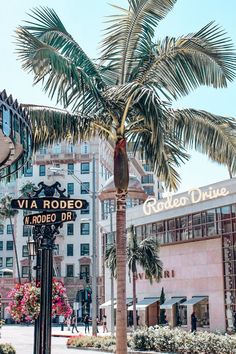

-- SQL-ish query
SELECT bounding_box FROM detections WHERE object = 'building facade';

[100,178,236,333]
[0,136,162,321]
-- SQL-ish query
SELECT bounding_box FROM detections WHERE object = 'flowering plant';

[8,279,72,322]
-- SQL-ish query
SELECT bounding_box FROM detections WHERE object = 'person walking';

[59,315,65,331]
[84,314,90,334]
[66,316,71,331]
[191,312,197,333]
[102,315,108,333]
[71,315,79,333]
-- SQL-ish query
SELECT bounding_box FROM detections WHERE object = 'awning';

[0,268,13,273]
[160,297,186,309]
[100,299,117,308]
[114,298,133,309]
[128,297,159,311]
[181,296,208,306]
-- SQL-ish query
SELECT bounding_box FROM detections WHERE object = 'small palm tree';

[15,2,236,352]
[106,225,162,330]
[19,182,37,198]
[0,196,21,284]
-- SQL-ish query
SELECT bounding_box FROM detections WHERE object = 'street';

[0,325,108,354]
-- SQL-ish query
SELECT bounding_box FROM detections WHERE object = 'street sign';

[11,198,88,210]
[23,211,77,226]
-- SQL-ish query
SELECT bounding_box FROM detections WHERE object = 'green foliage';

[15,2,236,190]
[0,344,16,354]
[130,326,236,353]
[105,225,162,281]
[67,335,116,351]
[159,287,166,325]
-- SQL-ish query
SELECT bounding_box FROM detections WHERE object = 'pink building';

[100,178,236,333]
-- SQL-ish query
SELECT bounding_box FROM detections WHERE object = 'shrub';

[130,326,236,354]
[67,336,116,351]
[0,343,16,354]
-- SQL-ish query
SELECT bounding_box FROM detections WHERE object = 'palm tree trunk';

[9,216,21,284]
[114,137,129,354]
[116,192,127,354]
[132,271,137,330]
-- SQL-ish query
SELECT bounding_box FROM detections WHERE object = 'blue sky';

[1,0,236,193]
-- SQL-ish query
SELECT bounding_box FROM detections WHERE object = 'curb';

[67,348,175,354]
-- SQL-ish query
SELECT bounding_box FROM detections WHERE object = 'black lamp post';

[27,237,36,282]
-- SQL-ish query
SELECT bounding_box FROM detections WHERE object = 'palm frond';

[16,27,103,111]
[23,7,110,86]
[101,0,176,84]
[105,244,117,277]
[135,22,236,99]
[173,108,236,174]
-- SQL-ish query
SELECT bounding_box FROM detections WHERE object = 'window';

[81,202,89,215]
[81,162,90,174]
[54,244,59,255]
[39,147,47,155]
[39,165,46,176]
[80,264,90,280]
[23,226,32,237]
[81,223,90,235]
[0,225,4,234]
[66,144,74,153]
[7,224,13,234]
[67,223,74,236]
[0,257,2,267]
[67,244,74,256]
[141,174,154,184]
[24,165,33,177]
[68,163,74,175]
[142,163,151,172]
[80,243,90,256]
[22,266,29,278]
[22,245,29,257]
[53,144,61,154]
[0,241,3,250]
[81,182,90,194]
[143,186,154,195]
[81,142,89,154]
[66,264,74,277]
[67,183,74,195]
[6,257,13,267]
[6,241,13,250]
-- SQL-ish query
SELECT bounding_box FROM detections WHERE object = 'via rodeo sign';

[11,183,88,226]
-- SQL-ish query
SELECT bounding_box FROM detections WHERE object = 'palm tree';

[0,196,21,284]
[15,2,236,352]
[19,182,37,197]
[106,225,162,330]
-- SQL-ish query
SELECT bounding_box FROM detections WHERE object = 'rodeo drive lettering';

[143,187,229,216]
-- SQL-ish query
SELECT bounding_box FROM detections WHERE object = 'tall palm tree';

[0,196,21,284]
[15,2,236,352]
[105,225,162,330]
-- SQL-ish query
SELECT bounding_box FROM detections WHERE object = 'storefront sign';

[11,198,88,210]
[143,186,229,216]
[136,270,175,280]
[23,211,77,226]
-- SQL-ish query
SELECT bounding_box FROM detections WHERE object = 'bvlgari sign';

[143,186,229,216]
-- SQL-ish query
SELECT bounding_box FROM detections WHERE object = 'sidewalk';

[52,325,111,338]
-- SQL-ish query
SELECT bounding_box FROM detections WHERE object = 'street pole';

[33,245,41,354]
[92,154,97,335]
[109,200,115,336]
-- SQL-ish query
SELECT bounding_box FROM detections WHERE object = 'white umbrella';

[0,268,13,273]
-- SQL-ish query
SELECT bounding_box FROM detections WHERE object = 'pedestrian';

[59,315,65,331]
[96,317,100,333]
[66,316,71,331]
[233,311,236,331]
[84,314,90,334]
[71,315,79,333]
[102,314,108,333]
[191,312,197,333]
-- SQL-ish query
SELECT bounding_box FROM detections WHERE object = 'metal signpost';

[11,182,88,354]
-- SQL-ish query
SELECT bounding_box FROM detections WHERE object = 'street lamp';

[27,237,36,282]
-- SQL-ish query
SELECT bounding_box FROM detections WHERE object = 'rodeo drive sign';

[143,186,229,216]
